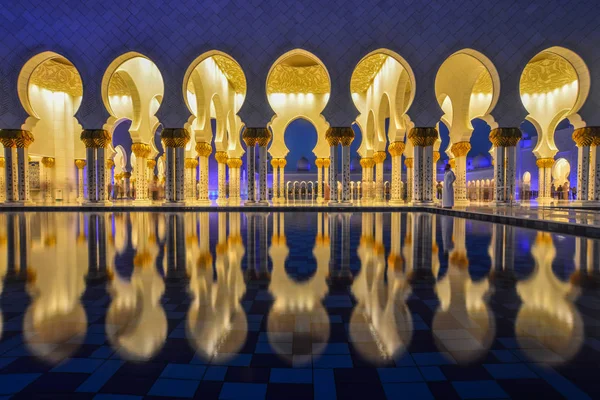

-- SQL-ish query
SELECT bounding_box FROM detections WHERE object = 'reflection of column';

[132,143,151,203]
[75,160,86,202]
[374,151,386,202]
[271,159,279,203]
[405,158,413,203]
[245,213,257,280]
[41,157,55,203]
[536,158,554,201]
[389,142,405,204]
[257,213,270,279]
[450,141,470,204]
[0,157,5,203]
[195,142,212,204]
[216,151,228,204]
[408,128,437,204]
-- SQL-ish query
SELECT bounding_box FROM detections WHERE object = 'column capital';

[243,127,271,147]
[106,159,115,169]
[161,128,190,148]
[572,126,600,147]
[404,157,413,168]
[450,141,471,157]
[0,129,34,148]
[215,151,228,164]
[123,172,132,179]
[322,158,331,168]
[131,142,152,157]
[326,127,354,147]
[408,127,437,147]
[489,128,522,147]
[373,151,387,164]
[195,141,212,157]
[536,158,555,168]
[227,158,243,168]
[388,141,405,157]
[448,158,456,169]
[146,159,156,169]
[185,158,198,169]
[80,129,110,148]
[75,159,87,169]
[41,157,55,168]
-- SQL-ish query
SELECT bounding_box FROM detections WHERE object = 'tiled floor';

[0,211,599,399]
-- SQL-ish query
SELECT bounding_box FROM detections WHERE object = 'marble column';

[432,151,440,201]
[279,159,286,202]
[0,157,5,203]
[489,128,522,204]
[408,128,437,205]
[591,144,600,202]
[329,145,338,204]
[316,159,324,203]
[450,141,470,205]
[246,145,256,204]
[374,151,386,202]
[75,159,86,202]
[405,158,413,203]
[1,147,16,203]
[16,136,34,204]
[505,146,517,202]
[572,127,594,203]
[41,157,55,203]
[131,143,151,203]
[175,147,185,202]
[536,158,554,201]
[86,147,97,202]
[165,147,175,202]
[146,159,156,201]
[258,145,268,205]
[107,159,115,200]
[216,151,228,204]
[123,172,131,199]
[341,143,352,204]
[227,158,242,205]
[195,142,212,204]
[96,147,110,203]
[271,159,279,203]
[389,142,405,204]
[323,159,330,201]
[492,146,505,203]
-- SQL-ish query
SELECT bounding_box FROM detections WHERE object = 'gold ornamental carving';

[489,128,522,147]
[108,73,130,97]
[472,70,493,94]
[315,158,324,168]
[322,158,330,168]
[80,129,110,148]
[131,143,152,158]
[212,55,246,94]
[123,172,132,179]
[227,158,243,168]
[278,159,287,168]
[270,159,279,168]
[147,159,156,169]
[242,128,271,147]
[408,127,438,147]
[520,53,578,95]
[373,151,387,164]
[449,158,456,169]
[185,158,198,169]
[573,127,600,147]
[351,53,387,93]
[106,159,115,169]
[75,159,87,169]
[326,127,354,147]
[30,59,83,97]
[449,251,469,268]
[451,141,471,158]
[0,130,34,149]
[536,158,555,168]
[41,157,55,168]
[388,141,405,157]
[267,64,330,94]
[161,128,190,148]
[195,142,212,157]
[433,151,441,163]
[215,151,228,164]
[360,157,374,168]
[404,157,413,168]
[0,157,4,168]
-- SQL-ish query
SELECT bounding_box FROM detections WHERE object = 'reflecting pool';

[0,212,598,399]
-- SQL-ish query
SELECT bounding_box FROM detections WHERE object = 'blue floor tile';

[383,383,435,400]
[148,378,200,398]
[313,355,353,368]
[484,363,537,379]
[419,366,446,382]
[313,369,336,400]
[219,382,267,400]
[270,368,312,384]
[77,360,124,393]
[378,367,423,383]
[203,366,228,381]
[452,380,509,399]
[161,364,206,380]
[412,352,455,366]
[0,373,41,394]
[93,395,143,400]
[52,358,105,373]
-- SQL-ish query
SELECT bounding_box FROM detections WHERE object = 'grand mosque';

[0,0,599,207]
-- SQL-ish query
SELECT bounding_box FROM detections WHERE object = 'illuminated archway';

[18,52,84,203]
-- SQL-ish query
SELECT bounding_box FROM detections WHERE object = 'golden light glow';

[520,53,578,95]
[212,55,246,94]
[472,69,493,94]
[267,64,330,94]
[350,53,387,94]
[108,73,130,97]
[29,59,82,97]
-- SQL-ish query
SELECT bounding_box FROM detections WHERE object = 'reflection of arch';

[552,158,570,186]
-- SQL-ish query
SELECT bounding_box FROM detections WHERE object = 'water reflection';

[0,211,597,369]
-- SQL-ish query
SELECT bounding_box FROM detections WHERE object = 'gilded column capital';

[373,151,387,164]
[388,141,405,157]
[270,158,279,168]
[227,158,243,168]
[450,141,471,157]
[0,129,34,148]
[573,127,600,147]
[449,158,456,169]
[359,158,371,168]
[184,158,198,169]
[41,157,55,168]
[536,157,555,168]
[106,159,115,169]
[489,128,522,147]
[315,158,324,168]
[131,142,152,158]
[161,128,190,148]
[195,141,212,157]
[215,151,228,164]
[81,129,110,148]
[278,158,287,168]
[408,127,438,147]
[75,159,87,169]
[146,159,156,169]
[326,127,354,147]
[322,158,330,168]
[404,157,413,168]
[123,172,132,179]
